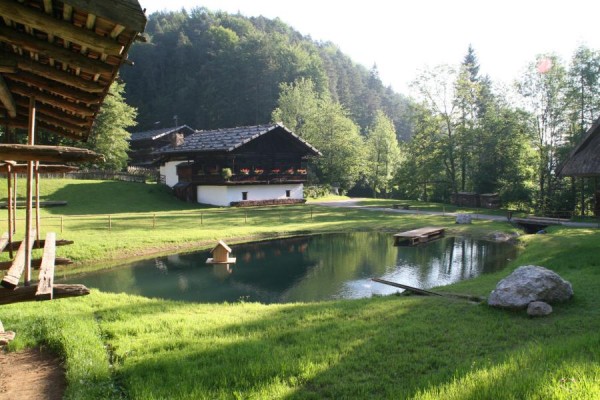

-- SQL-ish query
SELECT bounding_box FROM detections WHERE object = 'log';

[0,257,72,271]
[0,144,102,163]
[35,232,56,300]
[0,2,124,56]
[2,238,73,252]
[371,278,443,296]
[0,284,89,305]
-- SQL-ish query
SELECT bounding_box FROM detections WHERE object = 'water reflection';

[59,233,516,304]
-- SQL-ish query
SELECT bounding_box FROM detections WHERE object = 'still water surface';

[60,232,516,303]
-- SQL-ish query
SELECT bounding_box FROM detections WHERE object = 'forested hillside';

[120,8,412,138]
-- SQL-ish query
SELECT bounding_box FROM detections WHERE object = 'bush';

[304,185,332,199]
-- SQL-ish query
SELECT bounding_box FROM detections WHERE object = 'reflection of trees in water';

[61,233,516,303]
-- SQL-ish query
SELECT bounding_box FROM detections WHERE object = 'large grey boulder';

[488,265,573,309]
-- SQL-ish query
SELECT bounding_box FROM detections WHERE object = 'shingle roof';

[558,118,600,177]
[130,125,194,142]
[154,123,321,156]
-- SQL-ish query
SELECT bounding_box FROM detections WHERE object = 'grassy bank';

[1,180,600,398]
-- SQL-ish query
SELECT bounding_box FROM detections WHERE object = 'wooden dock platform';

[393,227,445,246]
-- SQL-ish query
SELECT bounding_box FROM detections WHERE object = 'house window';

[242,192,248,200]
[285,190,291,198]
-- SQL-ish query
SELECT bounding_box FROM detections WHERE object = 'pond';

[59,232,517,304]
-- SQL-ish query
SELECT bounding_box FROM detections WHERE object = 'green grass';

[1,179,600,398]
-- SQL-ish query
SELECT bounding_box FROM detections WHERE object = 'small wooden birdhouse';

[206,240,236,264]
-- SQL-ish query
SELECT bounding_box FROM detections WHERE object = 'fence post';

[60,216,63,233]
[108,215,112,231]
[153,213,156,229]
[245,211,247,224]
[200,212,203,225]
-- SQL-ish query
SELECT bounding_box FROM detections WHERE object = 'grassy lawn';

[1,179,600,399]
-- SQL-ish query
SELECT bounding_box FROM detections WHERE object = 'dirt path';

[0,348,65,400]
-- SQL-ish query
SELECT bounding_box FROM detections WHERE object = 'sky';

[139,0,600,94]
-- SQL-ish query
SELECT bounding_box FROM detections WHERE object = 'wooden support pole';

[7,163,13,258]
[12,168,17,234]
[35,161,40,245]
[24,97,35,286]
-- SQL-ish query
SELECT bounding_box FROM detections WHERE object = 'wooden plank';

[0,232,9,252]
[0,75,17,117]
[393,227,445,238]
[0,284,89,305]
[9,82,97,116]
[0,57,17,73]
[0,2,124,56]
[0,26,114,75]
[35,232,56,300]
[0,144,102,163]
[5,72,102,104]
[371,278,444,296]
[0,116,86,140]
[0,164,78,174]
[0,257,72,271]
[2,238,73,252]
[1,229,36,289]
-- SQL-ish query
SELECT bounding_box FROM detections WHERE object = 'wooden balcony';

[189,172,308,185]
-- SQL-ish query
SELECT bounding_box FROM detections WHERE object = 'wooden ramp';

[393,227,445,246]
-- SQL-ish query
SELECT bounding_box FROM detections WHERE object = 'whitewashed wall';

[197,184,304,206]
[159,161,188,187]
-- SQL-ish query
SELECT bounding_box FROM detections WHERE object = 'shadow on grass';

[85,290,600,399]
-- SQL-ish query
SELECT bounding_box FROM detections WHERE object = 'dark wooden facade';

[157,124,319,202]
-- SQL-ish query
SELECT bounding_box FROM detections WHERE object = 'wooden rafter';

[0,144,103,163]
[0,57,17,73]
[4,52,105,93]
[13,96,90,126]
[0,164,78,174]
[0,1,124,56]
[0,75,17,117]
[64,0,147,32]
[9,82,97,116]
[0,27,114,75]
[6,72,103,104]
[0,116,86,140]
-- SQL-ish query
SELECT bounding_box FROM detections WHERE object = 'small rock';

[527,301,553,317]
[0,319,4,333]
[456,214,472,224]
[488,265,573,309]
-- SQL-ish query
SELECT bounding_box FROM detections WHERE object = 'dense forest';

[121,8,412,139]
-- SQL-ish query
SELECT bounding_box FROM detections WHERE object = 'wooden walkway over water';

[393,227,445,246]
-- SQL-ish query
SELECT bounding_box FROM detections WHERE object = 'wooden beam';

[0,75,17,117]
[0,2,124,56]
[0,144,102,163]
[371,278,444,296]
[6,72,103,105]
[9,82,97,116]
[0,231,9,252]
[2,238,74,252]
[0,163,78,174]
[0,229,36,289]
[0,26,114,75]
[7,53,105,93]
[0,257,72,271]
[35,232,56,300]
[0,57,17,73]
[110,24,126,39]
[0,284,89,305]
[63,0,147,33]
[0,116,87,140]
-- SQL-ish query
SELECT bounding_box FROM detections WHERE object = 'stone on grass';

[456,214,472,224]
[0,331,16,346]
[488,265,573,309]
[527,301,553,317]
[0,319,3,333]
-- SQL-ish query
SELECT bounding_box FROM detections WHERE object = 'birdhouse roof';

[211,240,232,254]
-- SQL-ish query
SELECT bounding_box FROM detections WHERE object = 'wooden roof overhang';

[0,0,147,142]
[558,118,600,178]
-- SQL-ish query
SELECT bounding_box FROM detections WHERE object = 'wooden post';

[7,164,13,258]
[12,170,16,234]
[35,161,40,246]
[153,213,156,229]
[108,215,112,231]
[24,97,36,286]
[60,216,64,233]
[244,211,247,224]
[200,212,203,225]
